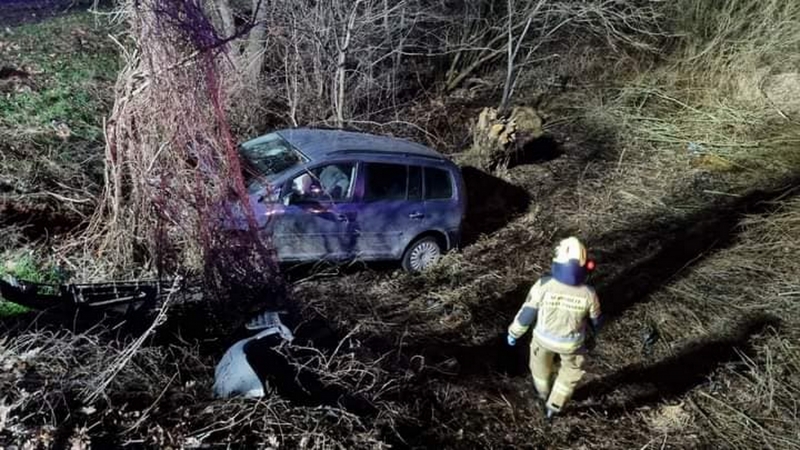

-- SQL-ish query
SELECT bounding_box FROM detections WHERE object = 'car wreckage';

[0,128,467,398]
[0,275,294,399]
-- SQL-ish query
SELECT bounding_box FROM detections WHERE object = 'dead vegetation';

[2,193,799,448]
[1,0,800,448]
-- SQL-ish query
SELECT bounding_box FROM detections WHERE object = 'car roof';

[274,127,444,161]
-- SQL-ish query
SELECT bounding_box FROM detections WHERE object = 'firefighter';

[506,237,602,419]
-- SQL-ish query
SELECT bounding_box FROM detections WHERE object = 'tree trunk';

[244,0,269,83]
[212,0,236,38]
[335,0,363,128]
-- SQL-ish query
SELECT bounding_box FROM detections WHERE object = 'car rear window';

[424,167,453,200]
[364,163,407,201]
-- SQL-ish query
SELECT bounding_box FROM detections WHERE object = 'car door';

[353,162,426,259]
[422,165,459,242]
[269,162,357,261]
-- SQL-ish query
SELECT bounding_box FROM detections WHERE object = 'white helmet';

[553,237,587,267]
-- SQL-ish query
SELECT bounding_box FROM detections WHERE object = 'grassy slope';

[0,11,119,315]
[0,12,118,140]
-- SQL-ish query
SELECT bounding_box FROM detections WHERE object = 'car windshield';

[239,133,305,181]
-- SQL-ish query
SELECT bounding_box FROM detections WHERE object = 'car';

[234,127,466,271]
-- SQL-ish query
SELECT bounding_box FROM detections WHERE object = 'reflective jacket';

[508,276,601,354]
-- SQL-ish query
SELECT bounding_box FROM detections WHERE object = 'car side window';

[424,167,453,200]
[288,162,355,202]
[364,163,408,202]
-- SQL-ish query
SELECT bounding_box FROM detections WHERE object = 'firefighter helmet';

[553,237,587,267]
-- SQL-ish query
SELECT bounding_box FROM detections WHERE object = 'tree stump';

[459,106,543,171]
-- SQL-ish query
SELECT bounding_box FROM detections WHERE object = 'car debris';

[212,310,294,399]
[0,274,297,400]
[0,274,180,315]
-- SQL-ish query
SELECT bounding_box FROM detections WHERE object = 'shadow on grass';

[460,166,531,245]
[591,181,800,318]
[389,180,800,383]
[506,135,563,169]
[243,333,378,417]
[572,313,779,414]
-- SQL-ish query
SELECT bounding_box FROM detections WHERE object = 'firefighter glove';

[507,334,517,346]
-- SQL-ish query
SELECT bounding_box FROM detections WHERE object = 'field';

[1,1,800,449]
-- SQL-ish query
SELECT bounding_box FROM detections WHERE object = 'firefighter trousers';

[529,338,586,412]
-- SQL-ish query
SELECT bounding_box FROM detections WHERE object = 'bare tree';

[445,0,664,95]
[499,0,539,116]
[243,0,270,83]
[498,0,586,115]
[85,0,285,316]
[201,0,663,138]
[246,0,421,127]
[207,0,235,37]
[334,0,363,127]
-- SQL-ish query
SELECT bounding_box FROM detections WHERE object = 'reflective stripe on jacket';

[508,276,601,354]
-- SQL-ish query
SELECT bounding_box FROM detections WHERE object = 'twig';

[123,371,178,433]
[697,391,800,449]
[44,191,94,204]
[82,276,182,404]
[344,119,444,147]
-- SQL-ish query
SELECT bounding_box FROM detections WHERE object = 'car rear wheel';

[402,236,442,272]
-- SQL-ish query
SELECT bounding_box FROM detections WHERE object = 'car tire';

[402,236,442,272]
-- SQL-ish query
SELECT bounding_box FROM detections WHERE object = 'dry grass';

[593,197,800,450]
[286,105,800,447]
[0,318,407,448]
[567,0,800,177]
[683,201,800,449]
[0,327,201,447]
[2,0,800,448]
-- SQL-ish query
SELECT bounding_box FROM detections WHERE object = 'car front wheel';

[402,236,442,272]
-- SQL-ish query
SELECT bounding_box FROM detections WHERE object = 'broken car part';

[213,310,294,399]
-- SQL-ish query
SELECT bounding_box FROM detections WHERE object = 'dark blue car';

[237,128,466,271]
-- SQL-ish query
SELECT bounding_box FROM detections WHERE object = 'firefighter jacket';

[508,276,601,354]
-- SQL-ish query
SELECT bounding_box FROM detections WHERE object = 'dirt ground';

[1,4,800,450]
